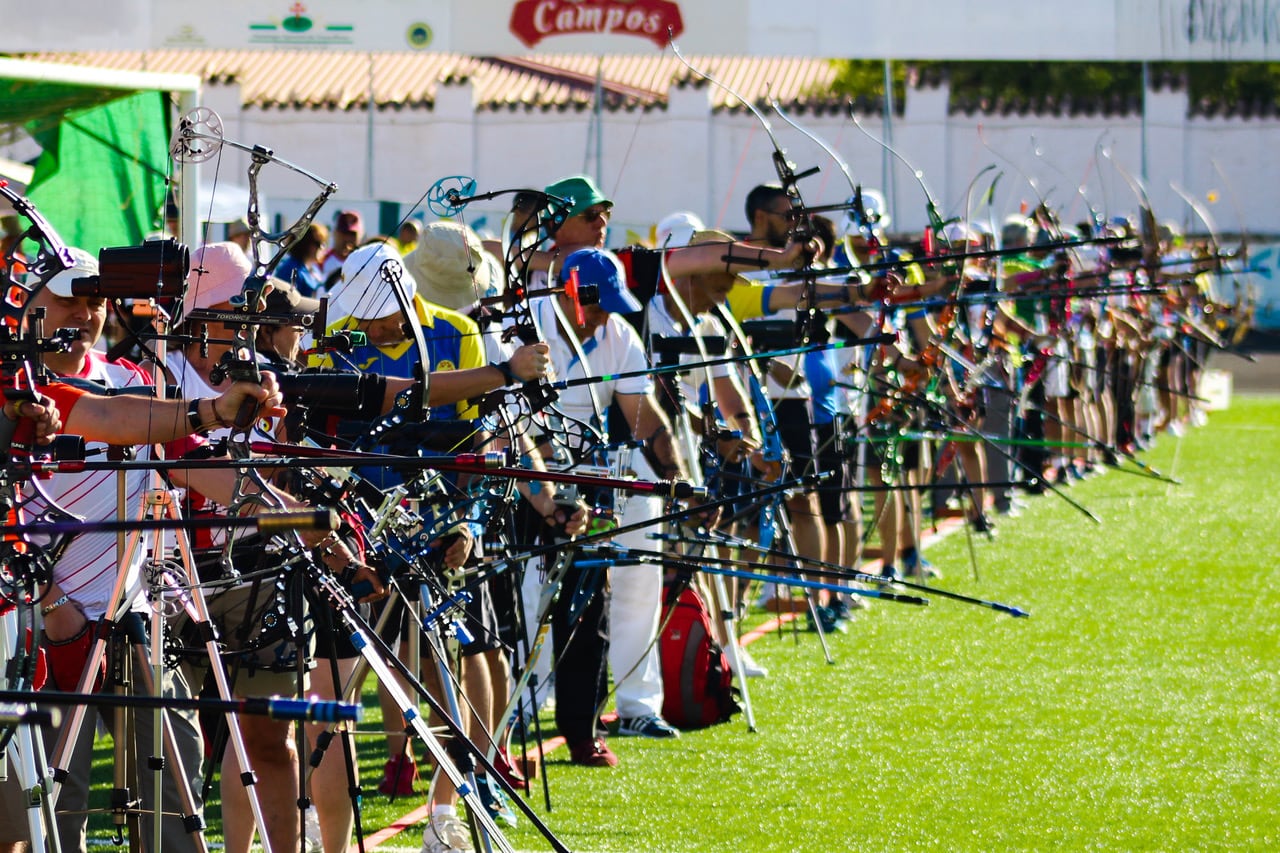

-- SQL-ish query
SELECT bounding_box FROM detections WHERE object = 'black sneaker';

[830,598,854,620]
[807,605,847,634]
[970,513,997,538]
[617,715,680,739]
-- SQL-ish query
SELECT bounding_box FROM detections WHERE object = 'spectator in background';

[320,210,363,290]
[274,222,329,299]
[394,219,422,256]
[226,217,252,255]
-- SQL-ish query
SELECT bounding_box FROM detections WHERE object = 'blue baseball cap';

[558,248,640,314]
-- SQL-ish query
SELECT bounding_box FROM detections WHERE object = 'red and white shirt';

[33,355,184,619]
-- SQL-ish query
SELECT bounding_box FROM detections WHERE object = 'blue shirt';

[274,255,325,298]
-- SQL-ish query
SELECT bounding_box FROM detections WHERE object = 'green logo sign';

[249,3,354,44]
[283,3,313,33]
[407,22,433,49]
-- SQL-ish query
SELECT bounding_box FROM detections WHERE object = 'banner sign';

[11,1,1280,59]
[509,0,683,49]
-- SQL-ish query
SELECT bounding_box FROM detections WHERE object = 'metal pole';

[1141,60,1150,187]
[178,87,201,244]
[366,52,375,199]
[589,55,604,184]
[882,59,897,230]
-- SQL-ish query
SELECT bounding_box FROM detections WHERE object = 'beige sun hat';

[403,221,499,311]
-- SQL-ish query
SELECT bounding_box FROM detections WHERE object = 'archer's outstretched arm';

[59,377,285,446]
[375,342,552,412]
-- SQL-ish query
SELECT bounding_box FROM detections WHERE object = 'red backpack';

[659,583,740,729]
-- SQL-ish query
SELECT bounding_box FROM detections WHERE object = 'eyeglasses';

[578,205,612,224]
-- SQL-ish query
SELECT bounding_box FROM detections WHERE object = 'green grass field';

[89,395,1280,852]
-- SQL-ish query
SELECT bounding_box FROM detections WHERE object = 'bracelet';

[490,360,516,385]
[186,398,203,434]
[42,594,70,616]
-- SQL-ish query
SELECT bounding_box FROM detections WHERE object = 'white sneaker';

[729,645,768,678]
[303,805,322,853]
[422,813,475,853]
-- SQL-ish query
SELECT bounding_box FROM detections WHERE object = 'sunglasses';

[578,205,613,224]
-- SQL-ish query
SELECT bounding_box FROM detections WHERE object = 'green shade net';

[24,90,170,253]
[0,77,134,130]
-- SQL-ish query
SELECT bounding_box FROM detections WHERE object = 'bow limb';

[651,258,714,486]
[1206,160,1258,344]
[1031,134,1104,233]
[1099,145,1162,282]
[768,89,862,215]
[852,108,953,242]
[1167,176,1253,325]
[170,107,338,277]
[1168,180,1227,286]
[960,164,1001,234]
[977,123,1052,223]
[0,184,91,557]
[1210,158,1250,273]
[977,124,1084,276]
[669,38,817,229]
[670,38,826,343]
[713,305,789,550]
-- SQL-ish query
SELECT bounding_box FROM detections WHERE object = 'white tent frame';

[0,56,202,238]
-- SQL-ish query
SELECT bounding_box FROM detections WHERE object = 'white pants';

[517,455,667,720]
[519,556,555,710]
[608,455,665,719]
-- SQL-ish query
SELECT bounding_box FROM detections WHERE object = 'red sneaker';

[568,737,618,768]
[494,748,529,790]
[377,755,418,797]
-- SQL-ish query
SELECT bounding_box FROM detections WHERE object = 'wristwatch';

[490,360,516,385]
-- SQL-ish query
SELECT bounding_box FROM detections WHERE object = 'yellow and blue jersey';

[314,295,485,421]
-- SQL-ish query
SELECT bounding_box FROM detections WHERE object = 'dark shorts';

[712,456,758,522]
[173,543,315,695]
[774,399,816,468]
[813,420,853,523]
[308,584,360,660]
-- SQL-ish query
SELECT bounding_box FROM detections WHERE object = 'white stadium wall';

[237,76,1278,243]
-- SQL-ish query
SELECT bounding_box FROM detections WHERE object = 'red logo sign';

[509,0,684,50]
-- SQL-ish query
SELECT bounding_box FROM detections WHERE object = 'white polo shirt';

[643,292,730,413]
[523,289,651,450]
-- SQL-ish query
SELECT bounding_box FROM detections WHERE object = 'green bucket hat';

[544,174,612,216]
